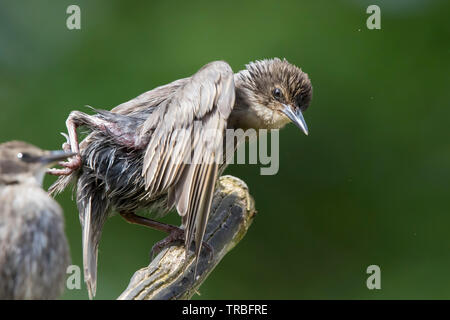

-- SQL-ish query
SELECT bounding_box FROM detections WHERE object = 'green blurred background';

[1,0,449,299]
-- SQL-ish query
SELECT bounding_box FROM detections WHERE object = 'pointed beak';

[40,150,77,165]
[282,104,309,135]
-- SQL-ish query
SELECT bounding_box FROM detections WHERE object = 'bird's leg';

[120,212,181,233]
[48,111,87,176]
[119,212,185,259]
[62,113,82,169]
[47,132,81,176]
[120,212,213,260]
[48,111,130,176]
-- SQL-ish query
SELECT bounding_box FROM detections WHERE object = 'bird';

[48,58,313,299]
[0,141,73,299]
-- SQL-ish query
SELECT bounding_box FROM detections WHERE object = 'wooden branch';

[118,175,256,300]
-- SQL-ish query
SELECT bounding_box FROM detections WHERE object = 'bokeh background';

[1,0,449,299]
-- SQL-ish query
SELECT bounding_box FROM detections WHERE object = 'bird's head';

[234,58,312,134]
[0,141,75,186]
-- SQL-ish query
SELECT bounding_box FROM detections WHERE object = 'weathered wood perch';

[118,175,256,300]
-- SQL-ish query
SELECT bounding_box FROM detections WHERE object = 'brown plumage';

[48,58,313,299]
[0,141,72,299]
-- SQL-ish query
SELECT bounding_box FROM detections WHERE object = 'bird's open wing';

[140,61,235,258]
[111,78,189,116]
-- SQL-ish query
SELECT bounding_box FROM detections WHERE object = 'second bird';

[0,141,72,299]
[49,58,313,298]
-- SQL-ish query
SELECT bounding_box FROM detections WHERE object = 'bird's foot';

[47,133,81,176]
[150,226,185,260]
[150,227,214,261]
[47,167,74,176]
[57,155,81,170]
[47,156,81,175]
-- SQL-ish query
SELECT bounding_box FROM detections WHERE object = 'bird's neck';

[228,75,259,131]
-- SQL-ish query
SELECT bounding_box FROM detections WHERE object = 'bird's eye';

[273,88,282,100]
[17,152,34,163]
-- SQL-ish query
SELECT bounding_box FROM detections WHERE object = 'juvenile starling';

[0,141,73,299]
[49,58,312,298]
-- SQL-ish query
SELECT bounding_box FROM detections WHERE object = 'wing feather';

[140,61,235,258]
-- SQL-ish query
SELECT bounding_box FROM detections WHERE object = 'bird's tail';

[79,194,107,300]
[82,196,96,299]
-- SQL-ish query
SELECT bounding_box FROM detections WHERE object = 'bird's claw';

[46,132,81,176]
[58,154,81,170]
[47,167,73,176]
[60,132,71,152]
[150,228,185,260]
[47,156,80,175]
[150,228,214,262]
